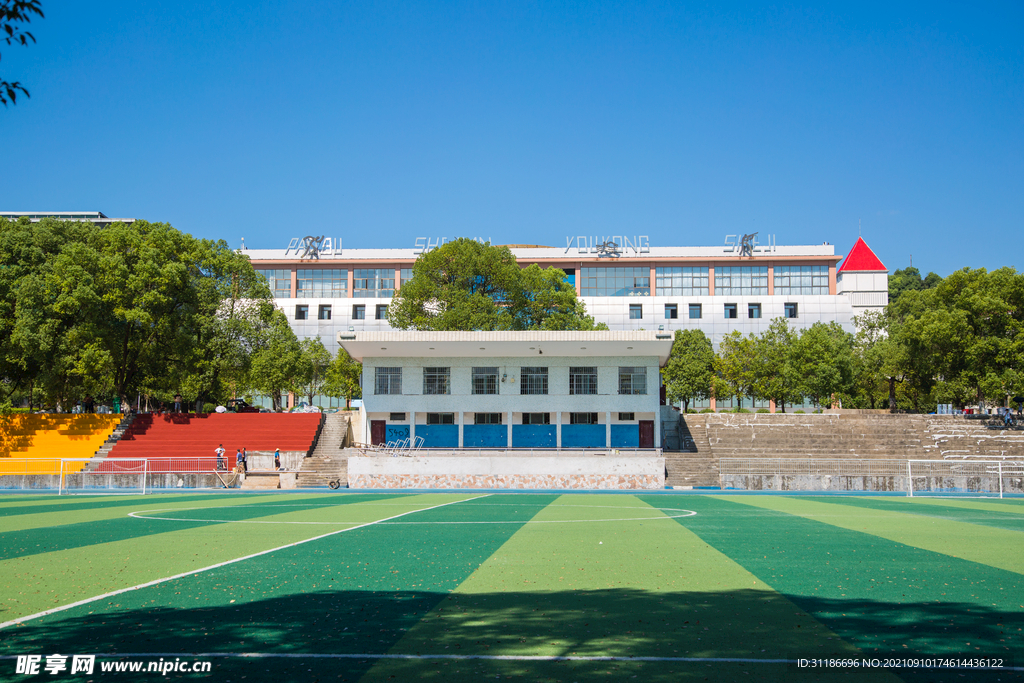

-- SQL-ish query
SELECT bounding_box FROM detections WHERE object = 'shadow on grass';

[1,588,1018,682]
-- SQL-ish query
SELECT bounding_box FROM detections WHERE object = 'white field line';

[0,494,489,631]
[1,652,1017,670]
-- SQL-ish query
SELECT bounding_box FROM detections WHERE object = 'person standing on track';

[215,443,226,471]
[239,447,247,472]
[274,448,281,471]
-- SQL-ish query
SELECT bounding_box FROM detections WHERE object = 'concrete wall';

[348,455,665,489]
[722,473,1023,494]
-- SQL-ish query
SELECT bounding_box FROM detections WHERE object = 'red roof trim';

[838,237,886,272]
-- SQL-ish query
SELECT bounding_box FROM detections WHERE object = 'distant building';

[0,211,136,227]
[836,237,889,318]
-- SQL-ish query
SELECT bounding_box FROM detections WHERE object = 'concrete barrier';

[348,456,664,489]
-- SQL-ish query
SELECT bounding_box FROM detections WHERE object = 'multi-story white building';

[243,234,888,356]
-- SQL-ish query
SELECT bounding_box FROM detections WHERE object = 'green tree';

[716,331,757,410]
[297,337,332,406]
[661,329,715,412]
[247,310,304,411]
[889,266,941,305]
[750,318,800,411]
[1,0,43,105]
[325,347,363,409]
[387,238,603,331]
[792,322,855,408]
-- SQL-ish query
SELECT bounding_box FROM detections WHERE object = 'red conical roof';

[838,237,886,272]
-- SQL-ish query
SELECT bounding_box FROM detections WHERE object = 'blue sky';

[2,1,1021,275]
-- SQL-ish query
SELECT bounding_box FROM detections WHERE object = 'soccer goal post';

[59,458,148,495]
[906,459,1022,498]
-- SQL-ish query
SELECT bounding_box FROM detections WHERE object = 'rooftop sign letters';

[564,236,650,255]
[285,236,342,258]
[724,233,775,255]
[413,237,491,255]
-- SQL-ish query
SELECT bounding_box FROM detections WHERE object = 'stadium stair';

[0,414,122,474]
[297,412,351,487]
[666,413,1024,487]
[103,413,324,473]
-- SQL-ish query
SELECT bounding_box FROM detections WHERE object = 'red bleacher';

[102,413,323,472]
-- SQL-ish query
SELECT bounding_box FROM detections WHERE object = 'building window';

[655,267,710,296]
[775,265,829,295]
[785,302,799,319]
[520,367,548,395]
[688,303,702,319]
[389,412,407,421]
[423,367,451,395]
[375,367,402,395]
[375,304,388,320]
[715,266,768,295]
[256,269,292,298]
[352,305,365,320]
[295,305,309,320]
[426,412,455,425]
[570,412,599,425]
[474,413,503,425]
[748,303,762,319]
[580,267,650,297]
[353,269,396,298]
[318,305,332,320]
[724,303,738,319]
[472,367,498,395]
[398,268,414,290]
[618,412,635,421]
[664,304,678,319]
[296,269,348,298]
[523,413,550,425]
[569,366,598,395]
[629,304,643,319]
[618,366,647,395]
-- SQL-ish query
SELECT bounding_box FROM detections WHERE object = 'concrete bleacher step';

[297,413,351,487]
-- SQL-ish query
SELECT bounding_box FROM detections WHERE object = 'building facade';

[339,331,672,450]
[245,235,888,358]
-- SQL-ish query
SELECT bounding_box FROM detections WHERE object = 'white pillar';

[507,411,513,449]
[410,411,416,444]
[606,411,612,449]
[655,408,662,449]
[556,411,562,450]
[458,411,464,449]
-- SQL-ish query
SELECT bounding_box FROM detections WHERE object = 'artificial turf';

[0,492,1019,682]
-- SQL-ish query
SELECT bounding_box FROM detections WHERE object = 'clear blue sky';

[3,2,1021,276]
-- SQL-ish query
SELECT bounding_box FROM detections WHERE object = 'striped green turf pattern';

[0,494,553,681]
[357,495,895,683]
[649,496,1023,663]
[806,496,1024,534]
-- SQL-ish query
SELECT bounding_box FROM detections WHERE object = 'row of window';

[583,266,829,297]
[633,302,800,319]
[261,266,828,299]
[257,269,414,300]
[374,366,647,396]
[295,304,388,321]
[387,412,637,425]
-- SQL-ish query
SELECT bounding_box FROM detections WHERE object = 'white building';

[338,331,673,450]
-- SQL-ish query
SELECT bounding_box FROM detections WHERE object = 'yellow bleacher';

[0,414,122,475]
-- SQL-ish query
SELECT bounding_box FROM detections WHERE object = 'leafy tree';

[889,266,941,305]
[750,318,800,412]
[716,331,757,410]
[1,0,43,105]
[325,347,362,409]
[388,238,603,331]
[661,329,715,412]
[792,322,855,408]
[247,310,304,411]
[297,337,332,406]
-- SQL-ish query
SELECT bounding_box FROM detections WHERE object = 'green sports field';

[0,492,1020,682]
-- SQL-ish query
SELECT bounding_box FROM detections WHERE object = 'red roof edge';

[838,237,887,272]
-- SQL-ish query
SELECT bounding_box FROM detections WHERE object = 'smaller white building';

[338,331,673,450]
[836,237,889,318]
